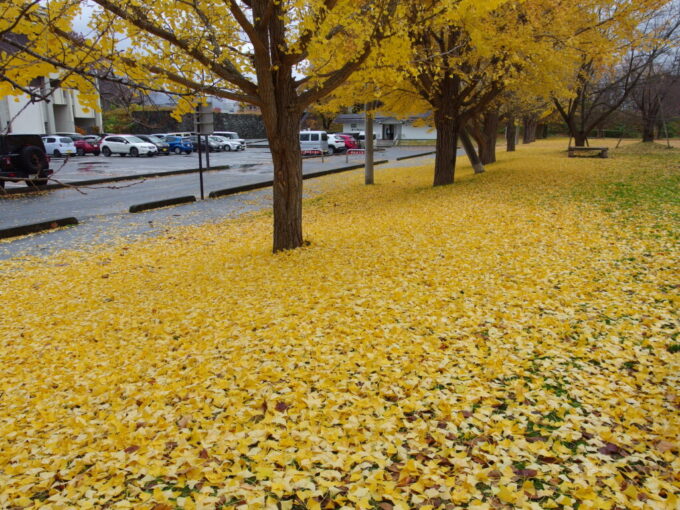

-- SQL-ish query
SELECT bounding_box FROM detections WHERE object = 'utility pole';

[365,102,374,185]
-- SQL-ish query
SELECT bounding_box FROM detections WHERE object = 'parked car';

[135,134,171,155]
[185,135,222,152]
[164,136,193,154]
[210,135,244,151]
[327,134,346,153]
[213,131,246,148]
[99,135,158,157]
[41,136,77,157]
[0,134,52,188]
[71,136,101,156]
[299,130,330,154]
[337,134,359,150]
[166,131,194,139]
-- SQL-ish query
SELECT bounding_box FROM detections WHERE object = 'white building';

[0,78,103,135]
[334,113,436,143]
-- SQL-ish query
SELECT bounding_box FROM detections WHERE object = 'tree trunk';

[262,100,304,252]
[506,118,517,152]
[522,116,537,144]
[573,132,587,147]
[478,111,499,164]
[365,107,374,184]
[641,115,655,143]
[433,109,459,186]
[460,129,484,174]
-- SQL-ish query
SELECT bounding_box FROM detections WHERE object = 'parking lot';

[33,146,275,184]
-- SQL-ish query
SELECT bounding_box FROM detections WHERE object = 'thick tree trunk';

[262,99,304,252]
[506,118,517,152]
[460,129,485,174]
[433,109,459,186]
[522,116,538,144]
[573,132,587,147]
[478,111,499,164]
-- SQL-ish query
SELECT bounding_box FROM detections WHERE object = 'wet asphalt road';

[0,147,440,260]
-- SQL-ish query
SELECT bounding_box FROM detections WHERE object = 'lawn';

[0,139,678,509]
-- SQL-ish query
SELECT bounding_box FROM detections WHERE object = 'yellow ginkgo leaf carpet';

[0,140,678,509]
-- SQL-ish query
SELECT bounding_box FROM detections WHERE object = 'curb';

[396,151,436,161]
[0,217,78,240]
[129,196,196,213]
[208,160,389,199]
[1,165,232,195]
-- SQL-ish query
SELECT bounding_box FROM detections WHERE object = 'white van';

[166,132,194,138]
[299,130,330,154]
[213,131,246,148]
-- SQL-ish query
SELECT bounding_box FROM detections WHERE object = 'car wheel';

[174,147,182,154]
[18,146,45,174]
[53,149,61,158]
[76,148,85,156]
[130,147,139,157]
[102,146,111,157]
[93,150,100,156]
[225,145,232,152]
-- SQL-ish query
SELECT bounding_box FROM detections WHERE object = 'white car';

[213,131,246,148]
[210,135,244,151]
[327,134,346,153]
[41,136,76,157]
[100,135,158,157]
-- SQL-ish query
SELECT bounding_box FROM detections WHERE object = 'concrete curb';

[1,165,232,195]
[129,196,196,213]
[396,150,436,161]
[0,217,78,240]
[208,160,389,199]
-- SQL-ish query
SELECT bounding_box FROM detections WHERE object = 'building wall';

[341,120,437,140]
[1,95,47,134]
[400,123,437,140]
[0,84,102,135]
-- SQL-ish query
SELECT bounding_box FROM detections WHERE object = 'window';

[300,133,309,141]
[59,138,72,144]
[321,133,328,141]
[311,133,319,141]
[351,123,357,129]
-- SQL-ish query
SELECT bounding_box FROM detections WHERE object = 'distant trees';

[552,0,679,146]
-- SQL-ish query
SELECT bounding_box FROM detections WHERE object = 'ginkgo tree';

[1,0,400,252]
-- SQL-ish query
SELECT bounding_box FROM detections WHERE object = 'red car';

[74,136,101,156]
[337,134,359,149]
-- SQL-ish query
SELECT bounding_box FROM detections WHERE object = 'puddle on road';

[76,161,109,174]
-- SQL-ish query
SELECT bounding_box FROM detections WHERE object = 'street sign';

[194,104,214,134]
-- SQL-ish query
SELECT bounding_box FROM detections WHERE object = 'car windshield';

[147,136,164,143]
[59,138,73,144]
[125,136,144,143]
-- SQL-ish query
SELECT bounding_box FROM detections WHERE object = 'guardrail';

[345,148,365,163]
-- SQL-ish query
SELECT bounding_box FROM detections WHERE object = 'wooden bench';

[568,146,609,158]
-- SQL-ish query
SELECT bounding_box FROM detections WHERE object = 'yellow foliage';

[0,139,678,507]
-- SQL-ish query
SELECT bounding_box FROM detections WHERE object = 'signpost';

[194,104,214,199]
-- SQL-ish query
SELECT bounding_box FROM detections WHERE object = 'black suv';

[0,134,52,189]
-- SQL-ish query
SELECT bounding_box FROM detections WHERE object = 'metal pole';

[197,135,204,200]
[205,134,211,169]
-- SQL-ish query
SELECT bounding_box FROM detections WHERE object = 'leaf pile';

[0,140,678,509]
